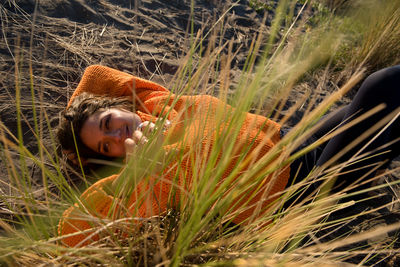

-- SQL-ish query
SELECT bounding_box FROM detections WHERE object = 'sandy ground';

[0,0,399,265]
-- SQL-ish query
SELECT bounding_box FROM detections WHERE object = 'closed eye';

[105,114,111,130]
[103,142,109,153]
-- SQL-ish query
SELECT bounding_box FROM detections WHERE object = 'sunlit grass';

[0,0,399,266]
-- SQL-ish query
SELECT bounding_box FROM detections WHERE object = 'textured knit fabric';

[58,65,290,247]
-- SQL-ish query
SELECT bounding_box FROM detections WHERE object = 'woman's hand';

[137,121,157,134]
[124,120,170,161]
[124,130,147,160]
[113,120,171,194]
[124,121,157,160]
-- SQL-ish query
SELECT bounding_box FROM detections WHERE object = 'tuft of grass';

[334,0,400,75]
[249,0,275,13]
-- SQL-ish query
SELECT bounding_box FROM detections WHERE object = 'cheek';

[80,127,100,152]
[110,143,126,157]
[118,144,126,155]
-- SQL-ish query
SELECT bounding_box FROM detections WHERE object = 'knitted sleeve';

[58,173,175,247]
[57,175,119,247]
[68,65,169,107]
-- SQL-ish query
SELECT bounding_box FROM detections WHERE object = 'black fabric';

[287,65,400,194]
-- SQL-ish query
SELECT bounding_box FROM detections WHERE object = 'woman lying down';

[57,65,400,247]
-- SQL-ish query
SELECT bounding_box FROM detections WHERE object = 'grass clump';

[249,0,275,13]
[0,0,399,266]
[334,0,400,74]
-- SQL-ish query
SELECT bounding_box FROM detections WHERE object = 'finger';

[164,120,171,130]
[124,138,136,154]
[138,121,156,134]
[146,122,156,132]
[132,130,148,145]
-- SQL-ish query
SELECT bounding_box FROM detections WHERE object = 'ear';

[63,149,88,166]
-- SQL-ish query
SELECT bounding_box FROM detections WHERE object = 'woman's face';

[80,108,142,157]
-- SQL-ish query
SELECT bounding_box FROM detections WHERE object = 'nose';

[105,129,122,142]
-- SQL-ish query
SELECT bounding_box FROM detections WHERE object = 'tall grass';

[0,0,399,266]
[330,0,400,77]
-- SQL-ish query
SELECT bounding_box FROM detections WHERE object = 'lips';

[125,125,130,140]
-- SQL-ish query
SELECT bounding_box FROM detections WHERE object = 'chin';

[133,114,142,127]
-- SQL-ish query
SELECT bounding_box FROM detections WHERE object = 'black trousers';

[286,65,400,195]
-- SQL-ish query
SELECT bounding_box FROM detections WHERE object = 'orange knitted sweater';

[58,65,290,247]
